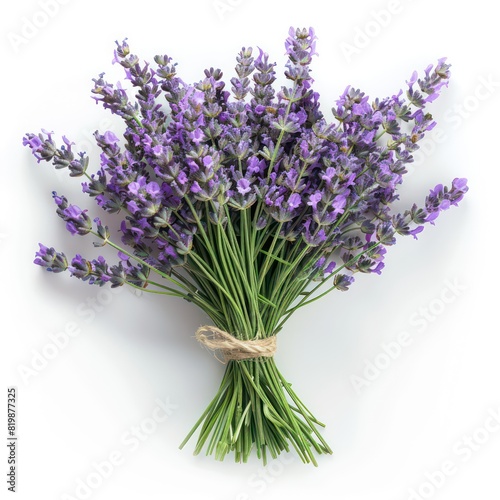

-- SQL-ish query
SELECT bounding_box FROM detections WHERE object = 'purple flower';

[409,226,424,239]
[287,193,301,209]
[23,131,56,162]
[333,274,354,291]
[53,192,93,236]
[247,157,266,175]
[406,70,418,89]
[34,244,68,273]
[372,262,385,275]
[324,261,336,274]
[451,178,468,205]
[68,254,91,279]
[24,134,43,149]
[425,178,468,221]
[127,200,140,214]
[237,178,252,195]
[321,167,336,184]
[190,129,204,144]
[191,182,202,194]
[331,195,346,215]
[90,256,112,285]
[103,131,120,145]
[128,178,145,196]
[307,192,322,210]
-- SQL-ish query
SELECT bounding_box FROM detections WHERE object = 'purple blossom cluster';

[24,27,467,298]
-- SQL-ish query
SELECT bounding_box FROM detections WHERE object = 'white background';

[1,1,499,499]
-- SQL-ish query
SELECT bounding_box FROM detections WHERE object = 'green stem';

[275,242,380,332]
[90,231,191,294]
[257,222,284,292]
[181,358,332,465]
[267,87,297,177]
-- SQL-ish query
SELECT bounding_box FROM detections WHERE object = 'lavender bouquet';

[24,27,467,465]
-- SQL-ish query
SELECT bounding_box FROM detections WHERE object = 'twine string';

[195,325,277,363]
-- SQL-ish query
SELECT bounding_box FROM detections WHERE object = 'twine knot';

[195,326,277,363]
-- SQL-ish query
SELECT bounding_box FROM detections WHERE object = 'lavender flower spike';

[34,244,68,273]
[53,192,93,236]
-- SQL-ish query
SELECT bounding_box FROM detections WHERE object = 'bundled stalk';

[24,27,467,465]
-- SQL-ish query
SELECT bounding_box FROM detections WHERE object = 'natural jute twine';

[195,325,277,363]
